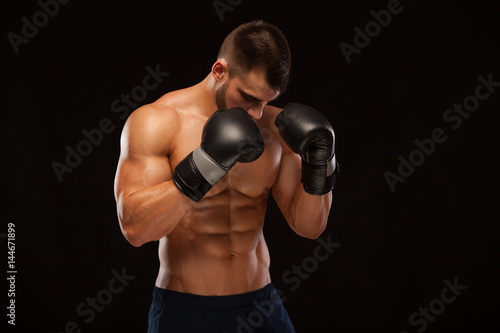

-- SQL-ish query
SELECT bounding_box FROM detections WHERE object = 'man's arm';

[114,105,194,247]
[271,144,332,239]
[270,103,338,239]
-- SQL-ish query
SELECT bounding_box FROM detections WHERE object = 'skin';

[114,59,333,295]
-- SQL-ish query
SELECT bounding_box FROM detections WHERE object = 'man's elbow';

[119,214,166,247]
[117,197,148,247]
[294,219,328,240]
[122,227,147,247]
[118,221,144,247]
[298,228,326,240]
[118,211,150,247]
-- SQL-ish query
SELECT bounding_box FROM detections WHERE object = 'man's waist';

[151,282,281,311]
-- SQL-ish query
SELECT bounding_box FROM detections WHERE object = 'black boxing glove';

[275,103,339,195]
[173,107,264,202]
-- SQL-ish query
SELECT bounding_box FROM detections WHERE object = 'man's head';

[212,20,291,118]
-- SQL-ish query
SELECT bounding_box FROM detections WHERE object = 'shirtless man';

[114,21,338,332]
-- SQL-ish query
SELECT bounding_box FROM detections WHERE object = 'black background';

[4,0,500,332]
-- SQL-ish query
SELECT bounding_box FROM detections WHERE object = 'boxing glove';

[173,107,265,202]
[275,103,339,195]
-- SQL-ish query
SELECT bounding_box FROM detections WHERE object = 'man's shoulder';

[155,86,197,111]
[131,86,195,125]
[123,100,181,155]
[128,101,180,130]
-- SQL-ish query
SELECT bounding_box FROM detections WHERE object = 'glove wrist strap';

[302,155,339,195]
[192,147,227,185]
[173,148,227,202]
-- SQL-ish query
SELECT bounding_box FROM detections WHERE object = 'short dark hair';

[217,20,291,94]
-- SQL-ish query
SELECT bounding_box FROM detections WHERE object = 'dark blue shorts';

[147,283,296,333]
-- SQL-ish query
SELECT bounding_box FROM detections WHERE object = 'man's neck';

[195,74,219,117]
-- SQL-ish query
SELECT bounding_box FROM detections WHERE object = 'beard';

[215,80,230,110]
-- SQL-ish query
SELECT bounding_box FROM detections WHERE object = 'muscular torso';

[154,87,284,295]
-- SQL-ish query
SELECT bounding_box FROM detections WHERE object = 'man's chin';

[215,97,226,110]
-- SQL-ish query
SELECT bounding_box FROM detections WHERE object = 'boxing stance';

[114,21,338,332]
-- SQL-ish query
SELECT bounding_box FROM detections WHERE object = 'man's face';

[215,70,280,120]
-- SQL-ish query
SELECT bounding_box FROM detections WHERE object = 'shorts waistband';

[152,283,280,311]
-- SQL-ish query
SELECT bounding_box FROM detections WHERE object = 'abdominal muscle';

[155,185,272,296]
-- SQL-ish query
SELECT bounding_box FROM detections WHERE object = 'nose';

[247,102,265,120]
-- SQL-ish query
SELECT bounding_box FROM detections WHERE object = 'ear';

[211,59,228,82]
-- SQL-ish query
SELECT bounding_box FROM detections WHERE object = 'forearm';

[274,103,337,239]
[288,186,332,239]
[118,181,194,246]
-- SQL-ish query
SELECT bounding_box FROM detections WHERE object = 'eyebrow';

[237,88,263,102]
